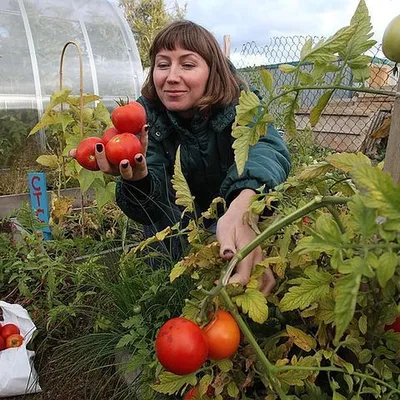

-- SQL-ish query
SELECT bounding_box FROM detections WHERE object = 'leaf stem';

[222,195,350,286]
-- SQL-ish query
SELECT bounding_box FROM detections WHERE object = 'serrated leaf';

[233,288,268,324]
[260,69,274,92]
[334,273,362,341]
[199,375,213,396]
[286,325,317,352]
[347,195,377,239]
[300,38,313,60]
[36,155,59,168]
[170,261,187,282]
[215,358,233,372]
[227,382,239,398]
[327,152,371,173]
[29,113,58,136]
[232,125,256,176]
[152,371,197,395]
[78,167,97,193]
[234,90,260,125]
[310,91,333,127]
[171,146,194,213]
[298,162,332,180]
[280,266,333,312]
[279,64,297,73]
[376,252,397,288]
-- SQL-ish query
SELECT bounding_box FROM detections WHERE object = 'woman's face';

[153,46,210,116]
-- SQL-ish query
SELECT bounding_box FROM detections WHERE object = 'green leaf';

[54,113,75,133]
[300,38,313,61]
[347,195,377,240]
[358,315,368,335]
[94,181,115,208]
[334,272,362,341]
[170,261,187,282]
[78,168,97,193]
[260,69,273,92]
[171,146,195,213]
[326,152,371,172]
[227,382,239,398]
[351,65,371,82]
[298,70,315,86]
[376,252,397,288]
[232,125,257,176]
[215,358,233,372]
[233,288,268,324]
[310,91,333,127]
[234,90,260,125]
[280,266,333,312]
[333,392,347,400]
[279,64,297,73]
[152,371,197,395]
[199,375,213,396]
[351,165,400,218]
[36,155,59,168]
[29,113,58,136]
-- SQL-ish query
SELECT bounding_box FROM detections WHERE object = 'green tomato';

[382,15,400,63]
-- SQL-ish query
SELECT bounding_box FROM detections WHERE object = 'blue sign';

[28,172,52,240]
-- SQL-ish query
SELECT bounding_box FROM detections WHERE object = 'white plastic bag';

[0,301,42,397]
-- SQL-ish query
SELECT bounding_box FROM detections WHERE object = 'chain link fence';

[231,36,398,156]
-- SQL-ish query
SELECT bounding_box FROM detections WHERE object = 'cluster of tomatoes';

[155,310,240,397]
[75,100,147,171]
[0,322,24,350]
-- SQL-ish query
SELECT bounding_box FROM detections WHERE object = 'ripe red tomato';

[155,317,208,375]
[203,310,240,360]
[102,127,119,144]
[385,316,400,332]
[111,101,146,135]
[75,137,104,171]
[0,336,5,351]
[5,333,24,348]
[1,323,20,339]
[105,133,142,166]
[184,385,214,399]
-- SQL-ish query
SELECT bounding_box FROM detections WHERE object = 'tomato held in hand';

[111,101,146,135]
[1,323,20,339]
[155,317,208,375]
[6,333,24,348]
[385,316,400,332]
[102,127,119,144]
[203,310,240,360]
[105,133,142,166]
[75,137,104,171]
[0,336,5,351]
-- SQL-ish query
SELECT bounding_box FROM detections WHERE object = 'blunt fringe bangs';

[141,20,246,109]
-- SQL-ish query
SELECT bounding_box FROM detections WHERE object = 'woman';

[90,20,290,293]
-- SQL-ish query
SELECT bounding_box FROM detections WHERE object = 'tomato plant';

[184,385,214,399]
[155,317,208,375]
[384,316,400,332]
[1,323,20,339]
[105,133,142,166]
[111,101,146,135]
[0,336,5,351]
[382,14,400,63]
[101,126,119,144]
[75,137,104,171]
[202,310,240,360]
[5,333,24,348]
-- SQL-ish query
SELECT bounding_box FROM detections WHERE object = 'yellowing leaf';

[298,162,331,181]
[152,371,197,395]
[310,91,333,127]
[376,252,397,288]
[233,288,268,324]
[234,90,261,125]
[232,125,255,176]
[327,152,371,173]
[260,69,274,92]
[286,325,317,352]
[36,155,59,168]
[171,146,194,213]
[169,261,187,282]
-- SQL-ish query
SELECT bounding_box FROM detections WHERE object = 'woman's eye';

[157,63,169,69]
[182,63,195,69]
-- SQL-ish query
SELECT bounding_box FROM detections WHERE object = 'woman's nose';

[166,66,180,83]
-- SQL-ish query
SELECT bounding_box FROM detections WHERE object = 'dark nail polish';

[121,162,129,169]
[223,249,234,256]
[136,155,143,162]
[96,143,103,152]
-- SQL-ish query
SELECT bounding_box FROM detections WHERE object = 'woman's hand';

[69,124,149,181]
[216,189,275,295]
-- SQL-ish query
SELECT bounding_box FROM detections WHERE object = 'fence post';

[383,78,400,184]
[223,35,231,58]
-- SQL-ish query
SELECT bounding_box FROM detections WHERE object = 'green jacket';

[116,96,291,225]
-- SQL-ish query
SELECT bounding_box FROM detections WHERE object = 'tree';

[119,0,186,68]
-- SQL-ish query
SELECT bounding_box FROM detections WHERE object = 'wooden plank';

[383,79,400,184]
[223,35,231,58]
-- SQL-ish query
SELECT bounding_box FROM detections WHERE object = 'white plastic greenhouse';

[0,0,143,168]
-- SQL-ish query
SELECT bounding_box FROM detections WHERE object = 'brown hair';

[141,20,247,110]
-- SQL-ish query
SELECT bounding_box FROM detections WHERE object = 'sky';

[174,0,400,66]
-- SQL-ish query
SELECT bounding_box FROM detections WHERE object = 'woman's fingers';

[139,124,149,154]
